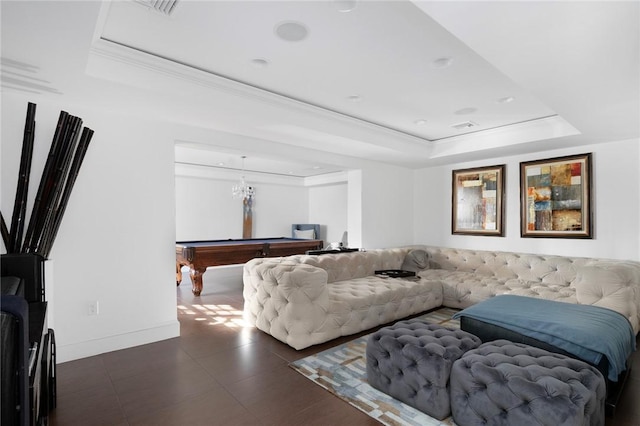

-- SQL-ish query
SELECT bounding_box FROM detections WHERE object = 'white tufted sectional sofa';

[242,246,640,350]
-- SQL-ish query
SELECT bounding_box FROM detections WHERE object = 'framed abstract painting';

[452,165,505,236]
[520,153,592,238]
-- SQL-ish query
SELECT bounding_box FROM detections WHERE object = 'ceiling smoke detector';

[451,121,479,130]
[134,0,179,15]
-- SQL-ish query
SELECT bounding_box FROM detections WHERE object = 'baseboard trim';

[56,320,180,363]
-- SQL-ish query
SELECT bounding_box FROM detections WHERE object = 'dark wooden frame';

[452,164,505,236]
[520,153,592,238]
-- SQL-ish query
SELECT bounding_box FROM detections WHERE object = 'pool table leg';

[189,267,206,296]
[176,262,183,285]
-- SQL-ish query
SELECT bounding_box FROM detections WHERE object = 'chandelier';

[232,156,255,199]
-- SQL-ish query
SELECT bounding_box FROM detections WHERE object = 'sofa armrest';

[243,261,332,349]
[572,262,640,334]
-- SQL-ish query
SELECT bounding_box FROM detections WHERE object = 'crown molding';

[87,38,432,149]
[86,38,580,166]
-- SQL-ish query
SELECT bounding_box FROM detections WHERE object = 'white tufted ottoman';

[366,320,482,420]
[450,340,606,426]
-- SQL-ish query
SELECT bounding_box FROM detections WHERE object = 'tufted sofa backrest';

[421,246,595,286]
[244,248,411,284]
[296,248,411,283]
[417,246,640,332]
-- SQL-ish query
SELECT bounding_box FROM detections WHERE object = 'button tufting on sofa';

[243,246,640,350]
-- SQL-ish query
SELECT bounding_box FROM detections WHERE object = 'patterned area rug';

[289,308,461,426]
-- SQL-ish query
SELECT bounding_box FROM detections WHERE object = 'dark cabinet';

[1,254,56,425]
[28,302,55,425]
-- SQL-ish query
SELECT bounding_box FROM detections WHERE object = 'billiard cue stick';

[41,127,94,258]
[8,102,36,253]
[32,115,83,255]
[0,211,10,250]
[22,110,69,252]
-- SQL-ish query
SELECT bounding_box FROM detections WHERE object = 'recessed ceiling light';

[334,0,357,12]
[431,56,453,69]
[217,162,225,166]
[312,166,322,170]
[274,21,309,42]
[414,119,428,125]
[454,107,477,115]
[250,58,269,68]
[347,95,362,103]
[497,96,515,104]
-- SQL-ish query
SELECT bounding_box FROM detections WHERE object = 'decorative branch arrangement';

[1,102,94,259]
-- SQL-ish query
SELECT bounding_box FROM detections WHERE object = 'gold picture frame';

[520,153,592,238]
[452,165,505,236]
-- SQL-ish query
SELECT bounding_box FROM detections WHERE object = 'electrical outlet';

[89,301,99,316]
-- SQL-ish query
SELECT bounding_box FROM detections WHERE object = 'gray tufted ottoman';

[366,320,482,420]
[450,340,606,426]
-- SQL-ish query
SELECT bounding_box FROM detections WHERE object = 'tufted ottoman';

[366,320,482,420]
[450,340,606,426]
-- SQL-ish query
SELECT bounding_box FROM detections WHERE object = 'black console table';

[306,248,360,255]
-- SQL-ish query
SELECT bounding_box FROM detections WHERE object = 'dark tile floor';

[50,271,640,425]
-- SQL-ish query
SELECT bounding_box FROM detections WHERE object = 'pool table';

[176,237,323,296]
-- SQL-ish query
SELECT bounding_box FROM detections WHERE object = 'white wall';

[414,138,640,261]
[175,162,414,251]
[359,164,415,249]
[308,183,348,246]
[1,93,180,362]
[175,176,243,240]
[347,170,363,248]
[175,168,309,241]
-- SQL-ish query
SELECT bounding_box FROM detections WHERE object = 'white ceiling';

[1,1,639,177]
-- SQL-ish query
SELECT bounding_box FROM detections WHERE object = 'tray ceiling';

[2,1,638,176]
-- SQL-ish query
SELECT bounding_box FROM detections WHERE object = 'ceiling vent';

[134,0,178,16]
[451,121,478,130]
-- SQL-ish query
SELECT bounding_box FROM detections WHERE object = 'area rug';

[289,308,460,426]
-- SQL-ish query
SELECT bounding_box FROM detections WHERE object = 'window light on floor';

[177,303,251,328]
